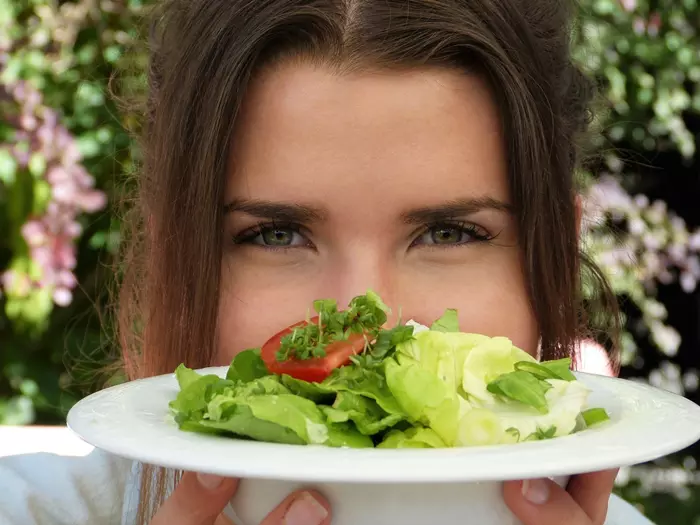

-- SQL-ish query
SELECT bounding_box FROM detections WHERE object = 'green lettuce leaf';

[226,349,270,383]
[430,309,460,332]
[323,391,404,435]
[378,427,446,448]
[460,336,537,403]
[384,356,461,445]
[280,374,335,402]
[223,393,371,447]
[170,366,372,447]
[581,407,610,427]
[537,358,576,381]
[170,366,231,418]
[174,363,207,390]
[189,404,307,445]
[486,370,552,414]
[321,365,405,416]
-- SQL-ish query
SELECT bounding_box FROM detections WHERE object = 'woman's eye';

[413,223,491,247]
[234,224,309,248]
[259,227,296,246]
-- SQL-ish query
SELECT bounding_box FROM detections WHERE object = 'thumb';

[150,472,239,525]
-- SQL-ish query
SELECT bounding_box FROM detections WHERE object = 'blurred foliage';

[0,0,144,424]
[0,0,699,522]
[576,0,700,363]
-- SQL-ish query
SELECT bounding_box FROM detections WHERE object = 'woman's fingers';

[567,470,619,523]
[503,478,587,524]
[150,474,330,525]
[150,472,239,525]
[259,490,331,525]
[503,471,616,525]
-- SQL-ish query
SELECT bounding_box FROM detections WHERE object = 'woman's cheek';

[216,257,321,364]
[398,257,538,355]
[216,244,538,363]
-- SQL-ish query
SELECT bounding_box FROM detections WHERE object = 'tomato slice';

[261,316,369,382]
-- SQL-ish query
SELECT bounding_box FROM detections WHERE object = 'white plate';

[67,367,700,483]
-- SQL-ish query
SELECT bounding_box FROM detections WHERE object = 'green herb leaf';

[505,427,521,441]
[276,291,389,362]
[430,309,459,332]
[353,324,415,367]
[538,358,576,381]
[525,425,557,441]
[313,299,338,318]
[514,361,560,381]
[486,370,551,414]
[581,407,610,427]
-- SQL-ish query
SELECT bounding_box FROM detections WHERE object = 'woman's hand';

[150,472,331,525]
[503,469,618,525]
[150,469,615,525]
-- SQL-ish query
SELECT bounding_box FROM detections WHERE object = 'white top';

[0,447,657,525]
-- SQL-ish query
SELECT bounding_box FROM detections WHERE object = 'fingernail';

[522,479,550,505]
[197,473,224,490]
[284,491,328,525]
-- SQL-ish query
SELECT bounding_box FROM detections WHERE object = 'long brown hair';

[117,0,620,521]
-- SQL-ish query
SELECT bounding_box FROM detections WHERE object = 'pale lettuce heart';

[461,337,537,405]
[389,329,499,445]
[385,356,461,445]
[456,378,591,445]
[396,329,491,393]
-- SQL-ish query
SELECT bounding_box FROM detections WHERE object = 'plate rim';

[66,368,700,483]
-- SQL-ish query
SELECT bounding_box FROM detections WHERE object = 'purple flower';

[52,287,73,307]
[620,0,637,12]
[1,79,107,308]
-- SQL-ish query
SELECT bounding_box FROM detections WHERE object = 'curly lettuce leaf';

[430,309,460,332]
[280,374,335,402]
[216,393,371,447]
[320,391,404,435]
[378,427,446,448]
[384,356,461,445]
[226,349,269,383]
[170,366,372,447]
[321,365,405,417]
[170,365,231,419]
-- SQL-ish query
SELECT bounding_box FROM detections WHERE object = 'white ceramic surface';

[223,477,568,525]
[67,368,700,525]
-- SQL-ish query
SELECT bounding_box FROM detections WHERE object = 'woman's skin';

[150,63,618,525]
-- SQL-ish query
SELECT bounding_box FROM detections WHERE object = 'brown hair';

[117,0,620,521]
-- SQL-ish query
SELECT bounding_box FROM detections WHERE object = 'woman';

[0,0,657,524]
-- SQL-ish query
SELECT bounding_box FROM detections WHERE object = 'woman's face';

[217,62,538,363]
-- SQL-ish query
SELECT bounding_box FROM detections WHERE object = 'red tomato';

[261,317,368,382]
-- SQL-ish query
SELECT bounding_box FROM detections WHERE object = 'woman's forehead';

[227,62,509,211]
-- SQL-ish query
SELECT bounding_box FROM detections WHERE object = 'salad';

[169,292,610,448]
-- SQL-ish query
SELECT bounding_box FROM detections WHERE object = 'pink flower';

[77,190,107,212]
[620,0,636,12]
[21,220,46,246]
[52,287,73,307]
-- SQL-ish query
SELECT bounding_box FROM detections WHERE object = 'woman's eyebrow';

[224,199,327,222]
[402,197,513,224]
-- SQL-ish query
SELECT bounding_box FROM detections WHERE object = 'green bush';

[0,0,143,423]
